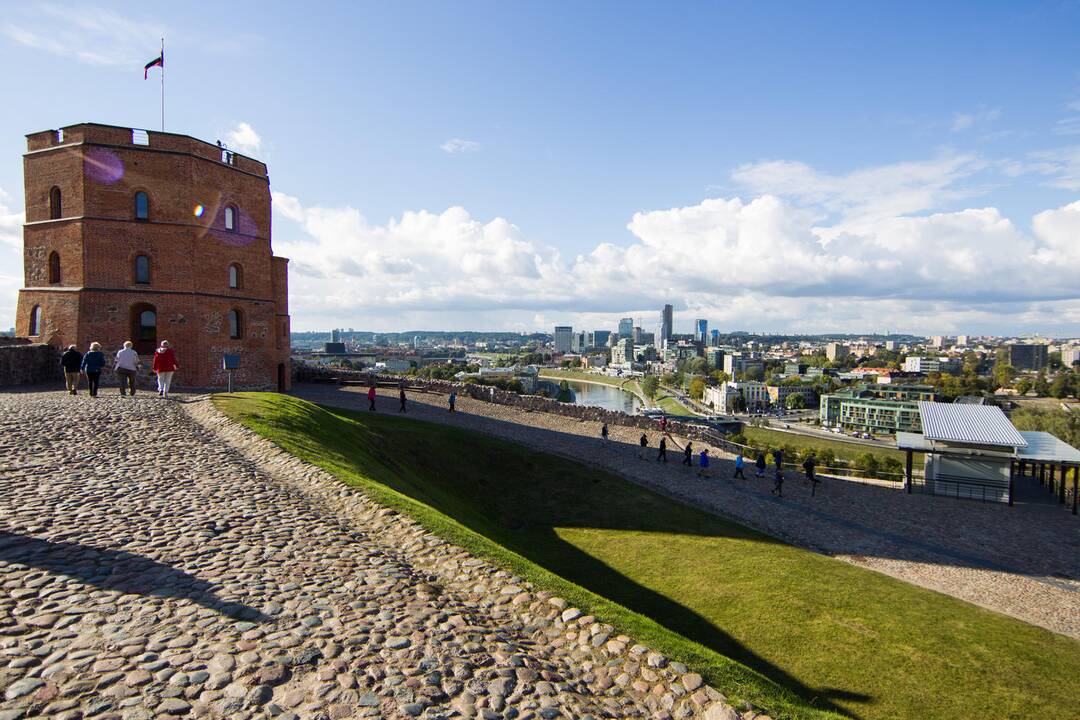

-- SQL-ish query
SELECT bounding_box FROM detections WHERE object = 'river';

[560,379,643,414]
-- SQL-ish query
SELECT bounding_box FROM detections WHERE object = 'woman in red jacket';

[152,340,179,398]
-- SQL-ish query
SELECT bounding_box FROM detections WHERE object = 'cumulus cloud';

[440,138,480,154]
[225,122,262,157]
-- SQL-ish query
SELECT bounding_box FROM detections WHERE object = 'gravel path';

[0,390,744,720]
[295,383,1080,639]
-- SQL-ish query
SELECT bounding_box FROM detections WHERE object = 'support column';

[1060,465,1068,505]
[905,449,913,494]
[1008,460,1014,507]
[1073,467,1078,516]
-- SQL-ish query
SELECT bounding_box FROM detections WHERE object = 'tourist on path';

[60,345,82,395]
[114,341,140,396]
[448,391,456,412]
[773,449,784,475]
[151,340,179,398]
[367,384,377,411]
[601,423,609,444]
[80,342,106,398]
[696,448,710,477]
[755,451,767,478]
[656,437,667,462]
[733,452,746,479]
[682,442,693,467]
[638,433,648,460]
[659,415,667,434]
[399,386,407,413]
[803,455,820,496]
[772,452,785,496]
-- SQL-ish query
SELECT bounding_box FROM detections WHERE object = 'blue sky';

[2,1,1080,335]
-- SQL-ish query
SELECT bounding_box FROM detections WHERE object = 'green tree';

[1051,373,1071,399]
[744,366,765,381]
[1015,378,1033,396]
[786,393,807,410]
[557,379,573,402]
[992,363,1017,390]
[641,375,659,399]
[1034,370,1050,397]
[710,370,731,383]
[856,453,880,478]
[689,377,706,400]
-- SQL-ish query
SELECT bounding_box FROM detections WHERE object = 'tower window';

[224,205,237,232]
[228,309,243,339]
[135,255,151,284]
[48,251,60,284]
[135,191,149,221]
[228,263,242,289]
[49,186,61,220]
[28,305,42,336]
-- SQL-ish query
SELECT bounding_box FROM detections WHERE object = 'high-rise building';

[695,319,708,343]
[930,335,946,349]
[612,337,634,364]
[1006,344,1048,371]
[593,330,611,347]
[661,304,673,345]
[826,342,849,362]
[956,335,969,347]
[331,328,341,343]
[710,328,720,346]
[554,326,573,354]
[618,317,634,338]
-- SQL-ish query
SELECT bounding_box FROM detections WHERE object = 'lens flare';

[193,204,204,218]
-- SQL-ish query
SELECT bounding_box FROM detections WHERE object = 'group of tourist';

[59,340,179,398]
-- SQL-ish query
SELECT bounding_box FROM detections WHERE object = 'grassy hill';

[216,393,1080,720]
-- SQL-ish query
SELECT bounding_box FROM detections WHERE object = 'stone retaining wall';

[187,397,756,720]
[0,342,62,387]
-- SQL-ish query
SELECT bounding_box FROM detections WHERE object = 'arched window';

[228,308,243,339]
[228,263,242,289]
[135,191,149,221]
[28,305,42,336]
[134,255,150,284]
[131,303,157,353]
[48,251,60,284]
[224,205,236,232]
[49,186,61,219]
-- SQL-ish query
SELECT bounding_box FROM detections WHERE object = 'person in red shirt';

[368,384,377,411]
[151,340,179,398]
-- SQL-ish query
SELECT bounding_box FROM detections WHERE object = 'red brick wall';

[16,123,290,390]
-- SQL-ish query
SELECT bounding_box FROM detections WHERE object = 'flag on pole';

[144,52,164,79]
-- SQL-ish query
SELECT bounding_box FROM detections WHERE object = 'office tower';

[554,326,573,354]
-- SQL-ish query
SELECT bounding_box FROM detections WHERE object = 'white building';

[825,342,849,361]
[704,380,768,413]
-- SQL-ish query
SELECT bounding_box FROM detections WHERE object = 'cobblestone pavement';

[0,390,745,720]
[294,384,1080,639]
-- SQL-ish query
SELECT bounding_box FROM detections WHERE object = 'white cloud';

[0,188,25,330]
[1027,146,1080,191]
[440,138,480,154]
[2,5,166,67]
[950,107,1001,133]
[224,122,262,157]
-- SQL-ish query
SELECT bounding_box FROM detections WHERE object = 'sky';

[2,1,1080,336]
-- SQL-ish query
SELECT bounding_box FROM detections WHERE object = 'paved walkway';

[295,384,1080,639]
[0,390,738,720]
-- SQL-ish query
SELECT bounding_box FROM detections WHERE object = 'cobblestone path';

[294,384,1080,639]
[0,391,741,720]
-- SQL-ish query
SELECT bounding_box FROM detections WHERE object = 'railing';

[907,474,1008,503]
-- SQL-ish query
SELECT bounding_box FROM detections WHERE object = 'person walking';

[803,454,820,496]
[696,448,710,478]
[80,342,106,398]
[773,448,784,477]
[638,433,648,460]
[601,423,609,443]
[733,452,746,479]
[772,453,785,497]
[114,341,140,396]
[151,340,179,398]
[682,441,693,467]
[659,415,667,434]
[367,384,377,411]
[448,391,456,412]
[60,345,82,395]
[399,386,407,413]
[656,437,667,463]
[755,451,767,478]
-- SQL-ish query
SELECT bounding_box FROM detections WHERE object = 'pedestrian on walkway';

[682,441,693,467]
[638,433,648,460]
[659,415,667,434]
[368,384,377,411]
[81,342,105,397]
[772,455,785,497]
[114,341,140,396]
[755,451,766,478]
[773,448,784,476]
[733,452,746,479]
[656,437,667,462]
[601,423,609,443]
[60,344,82,395]
[696,448,710,477]
[803,454,820,496]
[151,340,179,398]
[448,391,456,412]
[399,385,407,413]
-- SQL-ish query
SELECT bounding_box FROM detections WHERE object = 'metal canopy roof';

[895,431,932,452]
[917,402,1028,448]
[1016,431,1080,464]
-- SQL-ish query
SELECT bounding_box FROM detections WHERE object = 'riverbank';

[539,369,651,406]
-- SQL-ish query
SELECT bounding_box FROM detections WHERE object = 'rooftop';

[917,402,1028,448]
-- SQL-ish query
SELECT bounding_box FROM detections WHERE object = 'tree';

[641,375,659,399]
[992,363,1017,390]
[1015,378,1033,396]
[710,370,731,384]
[1034,370,1050,397]
[786,393,807,410]
[1051,373,1071,399]
[744,366,765,381]
[689,377,706,400]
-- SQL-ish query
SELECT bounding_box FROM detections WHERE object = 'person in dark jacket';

[803,455,820,496]
[682,441,693,467]
[60,345,82,395]
[755,451,767,478]
[399,386,407,413]
[448,391,456,412]
[80,342,106,397]
[638,433,648,460]
[656,437,667,463]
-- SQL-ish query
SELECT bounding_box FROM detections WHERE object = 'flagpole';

[160,37,165,132]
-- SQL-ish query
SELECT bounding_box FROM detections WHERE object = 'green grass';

[217,393,1080,720]
[654,391,697,417]
[742,426,910,466]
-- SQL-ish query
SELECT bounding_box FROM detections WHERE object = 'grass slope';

[742,426,909,466]
[217,393,1080,720]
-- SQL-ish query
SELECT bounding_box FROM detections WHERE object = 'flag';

[144,52,163,79]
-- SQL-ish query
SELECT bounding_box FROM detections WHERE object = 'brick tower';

[15,123,291,390]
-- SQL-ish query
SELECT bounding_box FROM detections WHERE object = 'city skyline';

[3,2,1080,335]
